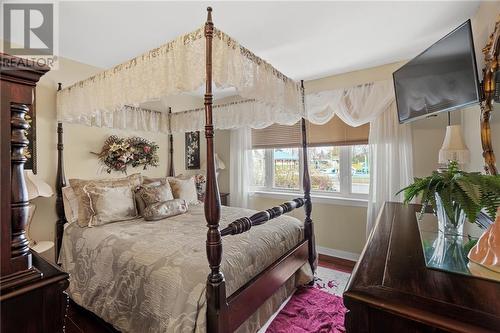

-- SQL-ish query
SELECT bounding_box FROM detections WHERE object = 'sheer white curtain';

[306,80,414,237]
[366,102,414,235]
[229,127,252,208]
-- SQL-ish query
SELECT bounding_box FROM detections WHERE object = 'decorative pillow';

[136,182,174,207]
[84,185,138,226]
[69,173,142,227]
[168,176,200,205]
[134,181,161,216]
[62,186,79,224]
[143,176,164,185]
[143,199,188,221]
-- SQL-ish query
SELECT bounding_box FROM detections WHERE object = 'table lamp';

[202,153,225,179]
[25,170,54,246]
[438,125,470,167]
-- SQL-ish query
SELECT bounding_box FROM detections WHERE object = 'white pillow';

[168,176,200,205]
[62,186,78,224]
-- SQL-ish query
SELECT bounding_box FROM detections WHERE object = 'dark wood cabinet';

[1,53,70,332]
[344,202,500,333]
[1,253,69,333]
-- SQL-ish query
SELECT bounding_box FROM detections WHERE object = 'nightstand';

[199,193,230,206]
[31,240,55,263]
[220,193,230,206]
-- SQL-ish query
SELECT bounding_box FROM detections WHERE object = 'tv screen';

[393,20,480,124]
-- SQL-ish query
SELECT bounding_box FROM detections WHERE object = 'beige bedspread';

[59,205,312,333]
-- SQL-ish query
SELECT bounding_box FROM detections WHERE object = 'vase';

[434,193,466,235]
[427,193,468,273]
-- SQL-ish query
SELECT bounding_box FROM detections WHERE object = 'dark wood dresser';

[1,53,70,332]
[344,202,500,333]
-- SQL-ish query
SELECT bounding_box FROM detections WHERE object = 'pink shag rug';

[266,286,347,333]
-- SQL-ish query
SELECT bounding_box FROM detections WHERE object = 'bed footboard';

[221,198,305,236]
[226,240,309,332]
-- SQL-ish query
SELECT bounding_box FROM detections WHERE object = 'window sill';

[250,191,368,208]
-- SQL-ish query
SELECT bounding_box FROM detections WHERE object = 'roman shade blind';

[251,122,302,149]
[307,117,369,147]
[252,116,369,149]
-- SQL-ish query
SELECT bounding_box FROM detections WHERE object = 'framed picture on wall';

[185,131,200,169]
[24,106,37,174]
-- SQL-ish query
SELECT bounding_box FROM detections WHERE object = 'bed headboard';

[168,107,175,177]
[55,118,67,261]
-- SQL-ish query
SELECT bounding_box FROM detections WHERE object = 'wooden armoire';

[0,53,69,332]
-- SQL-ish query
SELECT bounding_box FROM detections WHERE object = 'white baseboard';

[317,246,360,262]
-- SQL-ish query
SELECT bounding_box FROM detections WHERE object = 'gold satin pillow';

[136,182,174,207]
[69,173,142,227]
[143,199,188,221]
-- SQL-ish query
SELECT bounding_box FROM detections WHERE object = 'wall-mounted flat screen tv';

[393,20,480,124]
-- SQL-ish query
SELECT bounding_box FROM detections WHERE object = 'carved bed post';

[301,80,317,274]
[168,107,175,177]
[55,83,67,261]
[204,7,227,333]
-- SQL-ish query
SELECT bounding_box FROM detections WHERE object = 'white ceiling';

[56,1,480,80]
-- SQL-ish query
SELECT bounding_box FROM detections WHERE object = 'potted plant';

[398,161,500,234]
[398,162,500,272]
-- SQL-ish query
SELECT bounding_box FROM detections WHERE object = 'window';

[351,145,370,194]
[309,146,340,192]
[250,118,370,199]
[273,148,300,189]
[252,149,266,187]
[251,144,370,198]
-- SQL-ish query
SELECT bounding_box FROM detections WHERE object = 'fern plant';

[397,161,500,226]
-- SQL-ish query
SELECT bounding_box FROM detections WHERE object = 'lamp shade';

[438,125,470,165]
[24,170,54,200]
[215,153,226,170]
[202,153,226,171]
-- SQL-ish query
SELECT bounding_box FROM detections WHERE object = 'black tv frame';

[393,19,481,124]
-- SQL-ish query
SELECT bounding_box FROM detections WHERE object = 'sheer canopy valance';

[56,26,303,131]
[304,80,395,127]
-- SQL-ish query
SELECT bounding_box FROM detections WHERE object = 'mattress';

[59,204,312,332]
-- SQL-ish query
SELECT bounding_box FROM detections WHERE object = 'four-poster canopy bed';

[54,8,316,333]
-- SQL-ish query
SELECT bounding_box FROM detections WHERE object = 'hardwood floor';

[318,253,356,273]
[66,300,118,333]
[65,256,355,333]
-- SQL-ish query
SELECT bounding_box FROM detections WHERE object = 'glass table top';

[417,213,500,283]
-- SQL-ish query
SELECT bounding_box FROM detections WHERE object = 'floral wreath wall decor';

[93,135,159,173]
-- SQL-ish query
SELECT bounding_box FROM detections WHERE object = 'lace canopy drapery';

[56,27,303,130]
[90,105,169,133]
[170,99,302,133]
